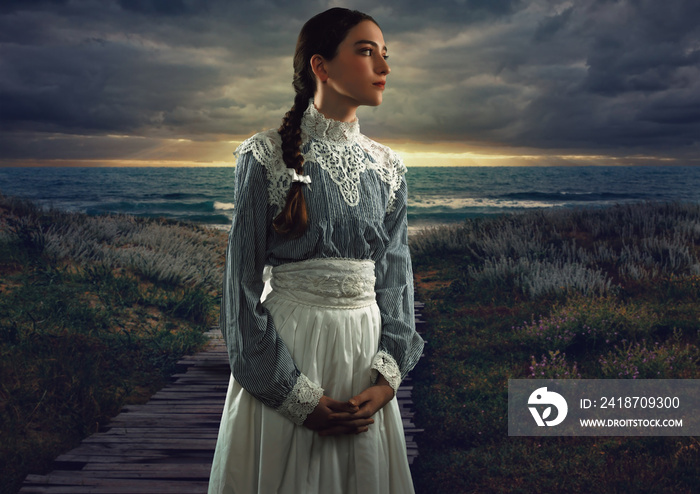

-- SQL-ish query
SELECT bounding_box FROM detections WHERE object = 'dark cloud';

[1,0,699,164]
[365,0,525,31]
[533,6,573,42]
[370,0,700,157]
[0,0,68,15]
[638,96,700,126]
[0,132,156,161]
[117,0,198,16]
[516,0,700,150]
[0,36,225,135]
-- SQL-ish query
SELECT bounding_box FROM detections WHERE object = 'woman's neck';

[312,93,358,123]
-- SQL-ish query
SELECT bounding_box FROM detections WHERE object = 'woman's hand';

[303,395,374,435]
[320,376,395,437]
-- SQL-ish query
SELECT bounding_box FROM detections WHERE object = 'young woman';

[208,8,424,493]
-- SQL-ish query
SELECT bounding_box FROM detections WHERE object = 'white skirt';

[208,258,414,494]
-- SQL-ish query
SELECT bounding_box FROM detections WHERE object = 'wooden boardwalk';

[20,303,425,493]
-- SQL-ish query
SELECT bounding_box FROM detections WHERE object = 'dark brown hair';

[273,7,378,238]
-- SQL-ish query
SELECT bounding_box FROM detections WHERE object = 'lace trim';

[304,134,405,213]
[271,259,376,299]
[235,130,290,213]
[370,350,401,393]
[305,138,367,207]
[301,102,360,143]
[235,113,406,215]
[277,373,324,426]
[358,134,407,214]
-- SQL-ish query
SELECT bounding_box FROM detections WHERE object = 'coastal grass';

[408,202,700,493]
[0,194,227,494]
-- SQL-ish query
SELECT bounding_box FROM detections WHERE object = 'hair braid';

[273,91,311,238]
[272,8,378,238]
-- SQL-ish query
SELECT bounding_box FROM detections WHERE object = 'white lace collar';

[300,101,360,144]
[235,106,406,216]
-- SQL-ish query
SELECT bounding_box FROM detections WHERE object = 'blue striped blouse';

[220,102,425,424]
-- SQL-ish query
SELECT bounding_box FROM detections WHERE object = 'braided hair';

[274,8,377,238]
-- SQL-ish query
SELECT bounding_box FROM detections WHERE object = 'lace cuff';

[276,373,324,426]
[370,351,401,394]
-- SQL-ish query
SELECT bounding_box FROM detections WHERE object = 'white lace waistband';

[267,258,376,308]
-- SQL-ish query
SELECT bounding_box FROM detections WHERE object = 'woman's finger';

[325,397,360,413]
[328,408,373,421]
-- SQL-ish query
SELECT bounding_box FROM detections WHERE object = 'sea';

[2,166,700,233]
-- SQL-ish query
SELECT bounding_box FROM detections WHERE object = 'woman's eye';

[359,47,388,60]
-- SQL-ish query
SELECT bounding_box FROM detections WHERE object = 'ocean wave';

[408,192,647,212]
[408,196,557,210]
[214,201,235,211]
[497,191,641,202]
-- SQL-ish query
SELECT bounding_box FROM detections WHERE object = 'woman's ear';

[310,54,329,83]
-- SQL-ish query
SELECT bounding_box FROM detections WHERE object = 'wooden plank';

[111,404,224,413]
[79,438,218,448]
[98,433,217,439]
[82,463,213,474]
[100,427,217,433]
[20,480,211,494]
[53,451,212,463]
[25,463,212,480]
[105,418,222,428]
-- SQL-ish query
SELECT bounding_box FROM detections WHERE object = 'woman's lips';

[373,82,386,89]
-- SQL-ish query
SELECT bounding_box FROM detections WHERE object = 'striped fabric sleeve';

[220,150,323,424]
[371,171,426,394]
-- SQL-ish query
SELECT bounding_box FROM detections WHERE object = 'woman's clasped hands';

[303,376,395,436]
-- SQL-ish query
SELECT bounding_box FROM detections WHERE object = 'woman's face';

[321,20,391,109]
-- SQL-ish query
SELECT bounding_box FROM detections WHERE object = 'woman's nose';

[377,57,390,75]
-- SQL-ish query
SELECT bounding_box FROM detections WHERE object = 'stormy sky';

[1,0,699,166]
